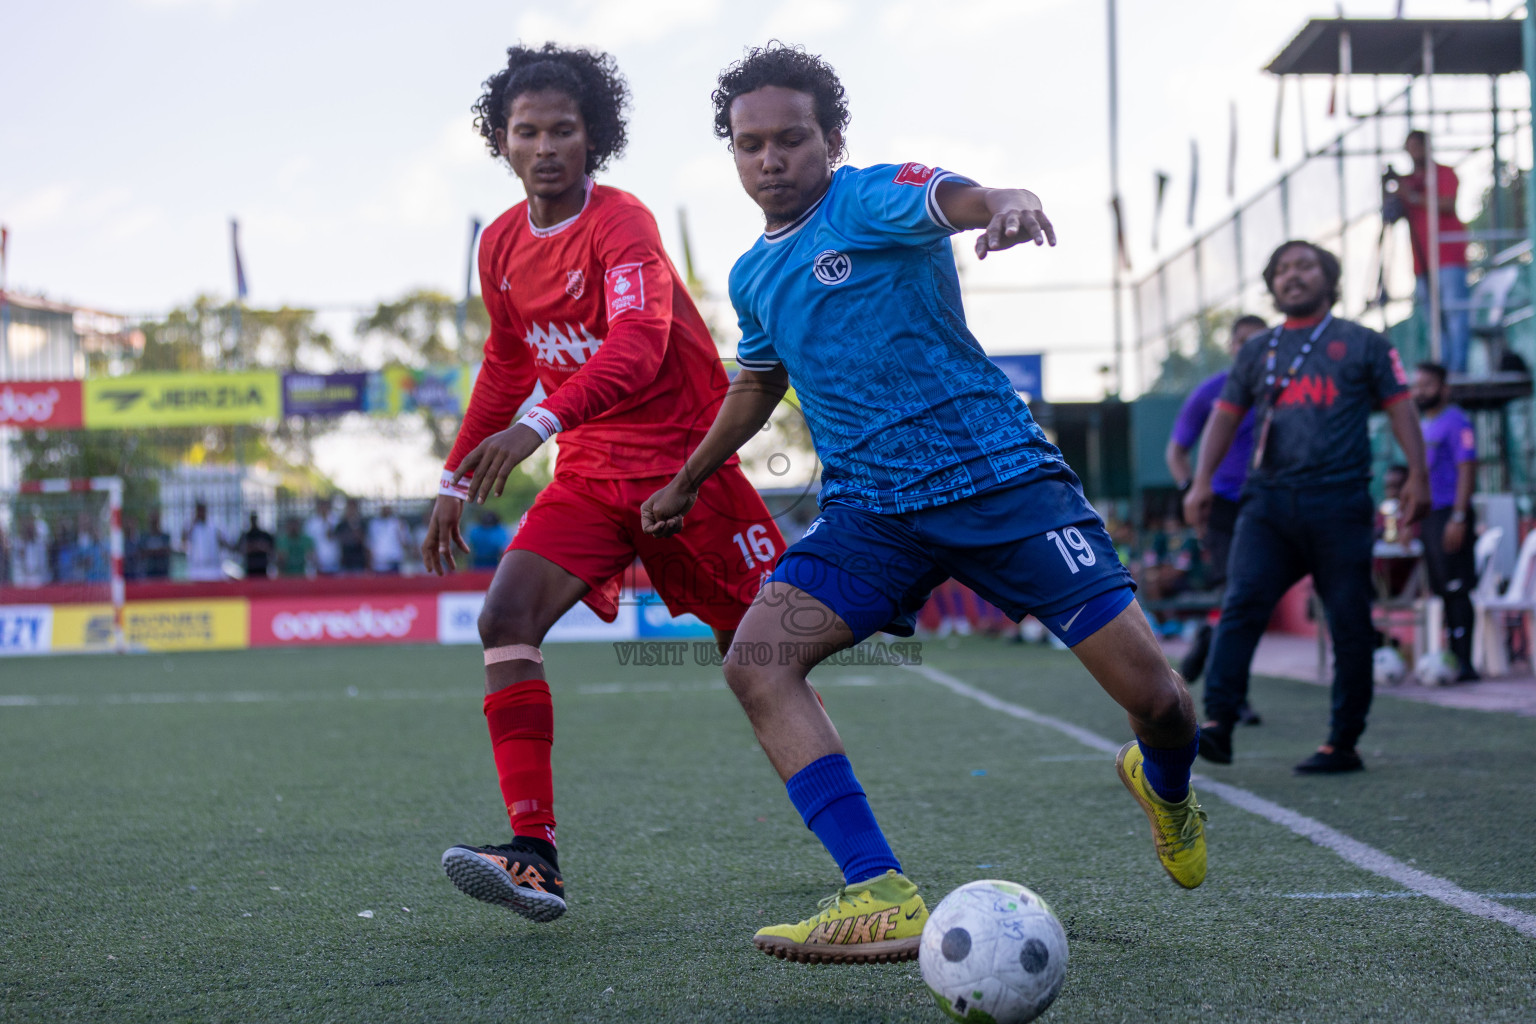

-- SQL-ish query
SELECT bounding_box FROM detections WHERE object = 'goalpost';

[12,476,126,653]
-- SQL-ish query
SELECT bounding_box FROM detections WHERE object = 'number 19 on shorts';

[1045,527,1096,575]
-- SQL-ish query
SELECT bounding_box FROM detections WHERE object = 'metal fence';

[1131,83,1530,392]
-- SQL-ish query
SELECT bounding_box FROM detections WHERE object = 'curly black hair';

[473,43,631,175]
[711,42,849,157]
[1262,240,1342,305]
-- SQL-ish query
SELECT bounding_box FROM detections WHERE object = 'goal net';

[1,477,124,655]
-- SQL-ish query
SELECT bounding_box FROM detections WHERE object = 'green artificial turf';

[2,639,1532,1022]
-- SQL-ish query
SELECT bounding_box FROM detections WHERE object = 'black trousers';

[1205,482,1376,749]
[1205,495,1240,589]
[1421,506,1478,667]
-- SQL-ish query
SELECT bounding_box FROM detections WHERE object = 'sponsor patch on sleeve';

[894,162,936,186]
[605,263,646,316]
[1389,347,1408,386]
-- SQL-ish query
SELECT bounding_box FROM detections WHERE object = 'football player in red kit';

[424,43,783,922]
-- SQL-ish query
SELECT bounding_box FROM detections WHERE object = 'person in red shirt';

[422,43,784,923]
[1395,130,1471,373]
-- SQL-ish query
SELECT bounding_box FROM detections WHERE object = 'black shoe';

[1179,623,1213,684]
[1197,723,1232,765]
[1237,703,1263,727]
[441,840,567,921]
[1455,664,1480,683]
[1293,747,1364,775]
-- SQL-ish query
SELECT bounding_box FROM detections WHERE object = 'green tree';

[14,298,340,506]
[356,288,548,512]
[356,289,490,460]
[1146,308,1240,395]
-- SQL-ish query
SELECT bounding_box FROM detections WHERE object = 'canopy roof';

[1266,18,1524,76]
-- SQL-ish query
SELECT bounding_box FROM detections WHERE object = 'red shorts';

[509,465,784,631]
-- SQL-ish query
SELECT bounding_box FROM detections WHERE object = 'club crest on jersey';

[812,249,852,286]
[1327,340,1347,361]
[606,263,645,314]
[565,269,585,299]
[894,162,936,186]
[525,322,603,366]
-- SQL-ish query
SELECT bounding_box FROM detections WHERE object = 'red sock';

[483,680,556,847]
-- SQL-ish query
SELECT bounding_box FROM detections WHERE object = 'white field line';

[1282,892,1536,900]
[0,689,460,707]
[0,674,907,709]
[0,675,909,709]
[907,663,1536,941]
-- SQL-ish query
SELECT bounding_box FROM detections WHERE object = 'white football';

[1018,617,1048,644]
[1373,645,1407,686]
[919,879,1068,1024]
[1416,651,1458,687]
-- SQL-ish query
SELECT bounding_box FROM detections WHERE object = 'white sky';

[2,0,1524,489]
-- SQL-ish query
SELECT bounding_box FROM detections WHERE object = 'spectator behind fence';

[122,515,142,580]
[1185,240,1429,775]
[1395,130,1470,373]
[1413,361,1480,681]
[367,504,411,574]
[139,510,172,580]
[333,498,370,573]
[275,516,315,577]
[184,501,227,582]
[468,510,510,570]
[240,512,276,580]
[11,514,50,587]
[305,496,341,575]
[65,514,109,582]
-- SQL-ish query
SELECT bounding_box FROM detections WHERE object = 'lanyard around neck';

[1263,314,1333,391]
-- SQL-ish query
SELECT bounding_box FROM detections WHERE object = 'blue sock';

[785,754,901,885]
[1138,733,1199,803]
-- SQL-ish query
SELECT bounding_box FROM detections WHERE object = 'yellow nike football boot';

[753,869,928,964]
[1116,740,1208,889]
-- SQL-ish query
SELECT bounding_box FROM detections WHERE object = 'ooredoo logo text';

[0,386,60,424]
[270,603,420,642]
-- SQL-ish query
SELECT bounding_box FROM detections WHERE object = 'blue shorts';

[770,469,1136,647]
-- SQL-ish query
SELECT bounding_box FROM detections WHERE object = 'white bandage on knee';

[484,644,543,666]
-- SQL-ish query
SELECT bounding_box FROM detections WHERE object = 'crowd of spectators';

[1,512,113,587]
[2,496,516,587]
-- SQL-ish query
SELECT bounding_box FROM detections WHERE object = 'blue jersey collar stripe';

[763,190,829,244]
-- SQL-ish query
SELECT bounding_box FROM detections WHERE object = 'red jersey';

[1401,163,1467,274]
[445,181,732,482]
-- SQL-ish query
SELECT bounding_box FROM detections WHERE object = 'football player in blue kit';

[642,44,1205,964]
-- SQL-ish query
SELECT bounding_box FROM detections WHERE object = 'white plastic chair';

[1474,527,1536,677]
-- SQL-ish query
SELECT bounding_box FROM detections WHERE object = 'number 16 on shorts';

[732,524,777,571]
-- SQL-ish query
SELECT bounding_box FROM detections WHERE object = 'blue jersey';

[730,162,1065,514]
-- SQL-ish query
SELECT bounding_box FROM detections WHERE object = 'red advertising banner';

[248,594,437,647]
[0,380,83,429]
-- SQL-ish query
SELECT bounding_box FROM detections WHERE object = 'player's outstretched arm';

[641,366,790,538]
[934,181,1057,259]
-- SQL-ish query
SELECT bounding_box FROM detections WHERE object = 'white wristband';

[517,405,562,443]
[439,468,470,500]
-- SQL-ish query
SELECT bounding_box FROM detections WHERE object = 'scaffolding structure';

[1131,14,1536,506]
